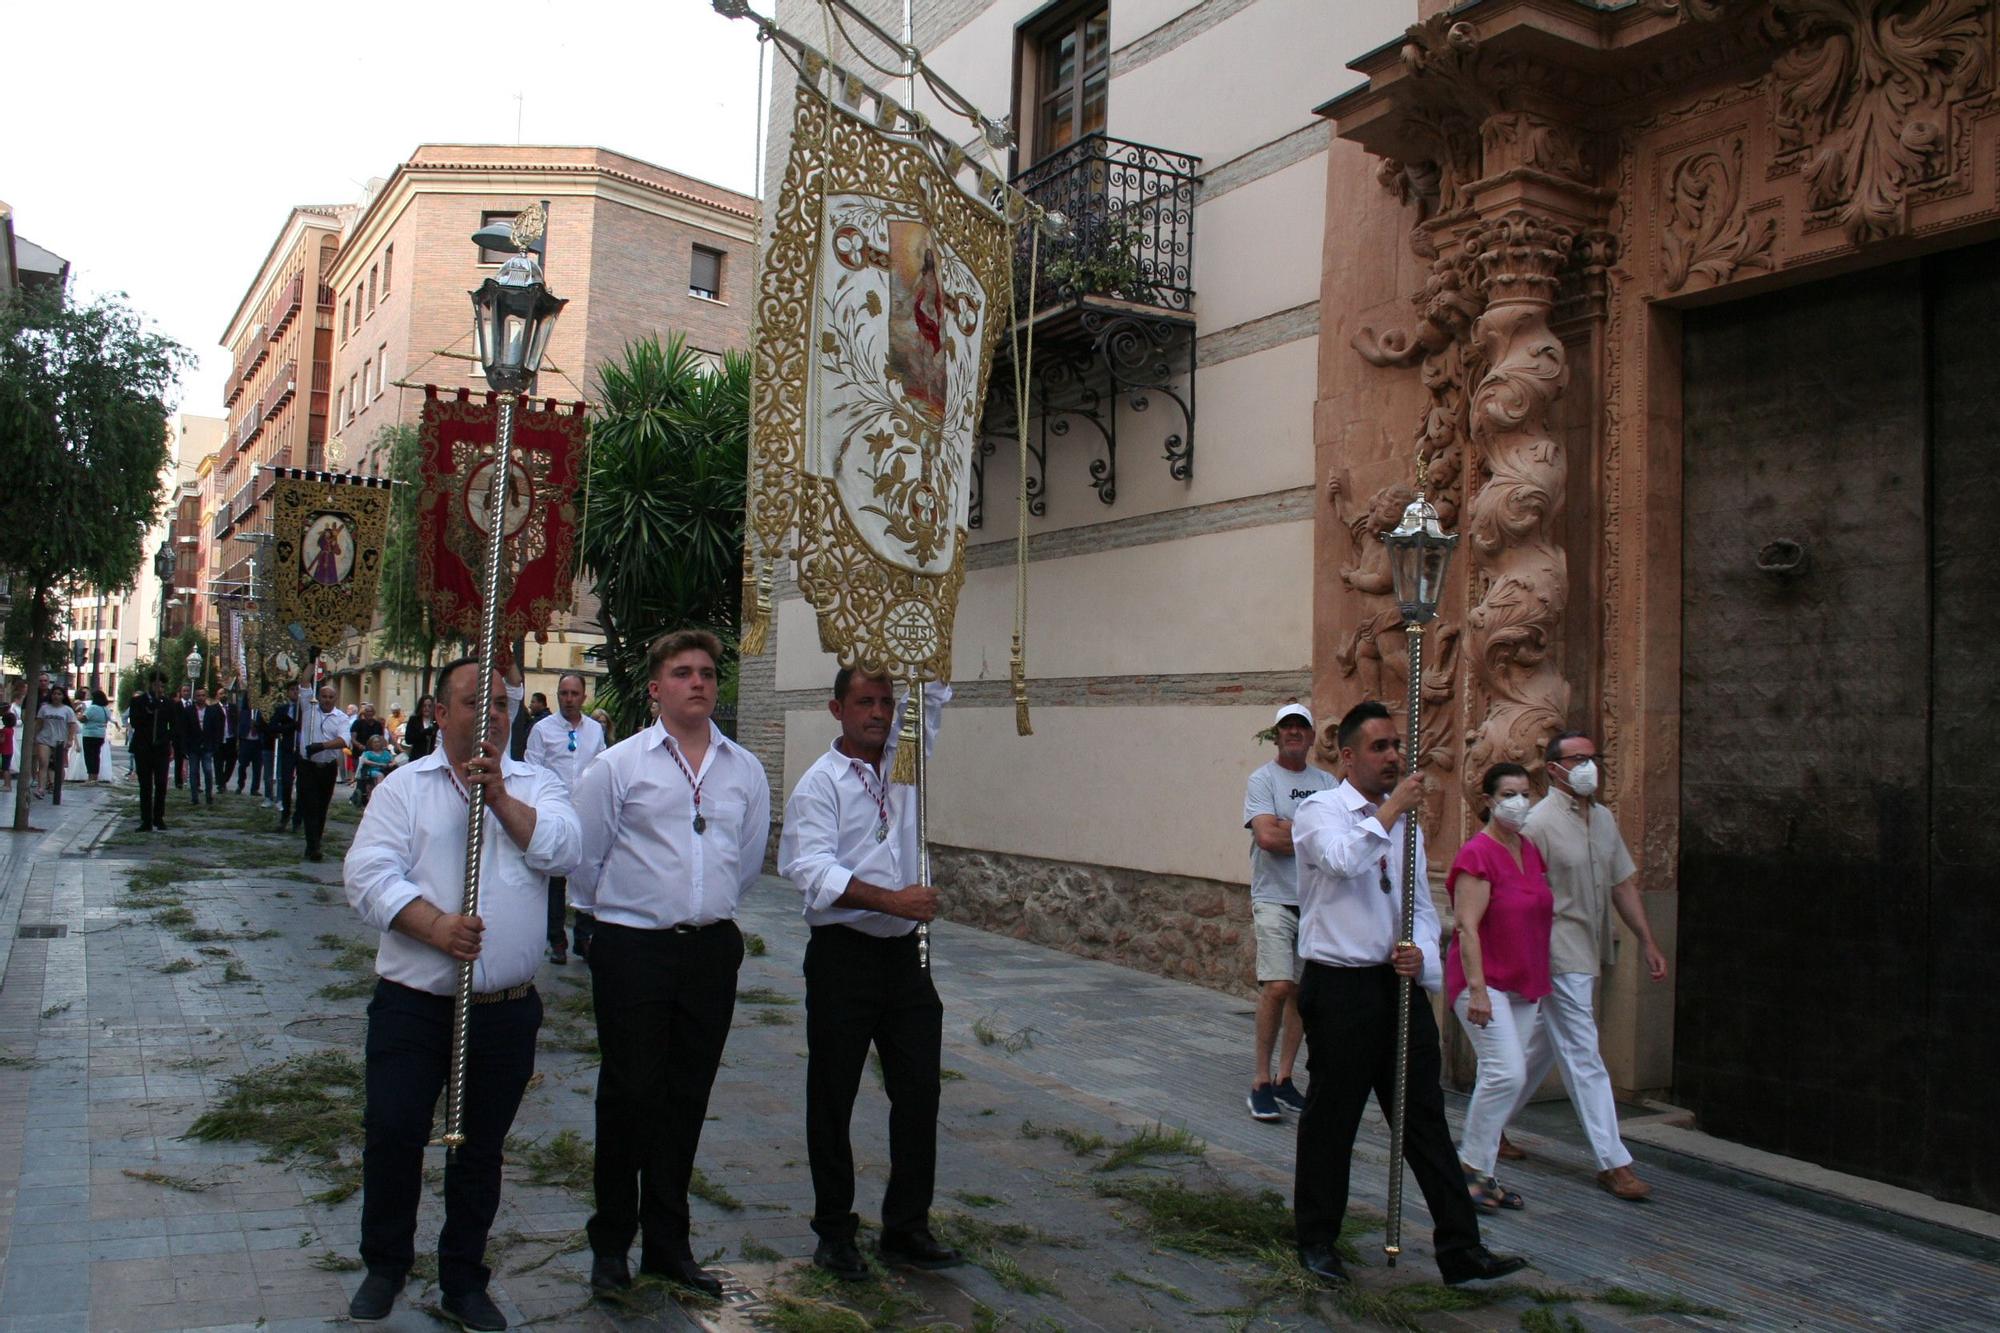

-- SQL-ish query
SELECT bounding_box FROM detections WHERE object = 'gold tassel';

[889,691,921,786]
[739,556,771,658]
[1011,634,1032,736]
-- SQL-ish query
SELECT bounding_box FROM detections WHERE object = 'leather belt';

[473,981,535,1005]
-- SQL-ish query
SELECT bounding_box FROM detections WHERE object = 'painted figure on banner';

[465,455,534,539]
[305,515,355,587]
[888,221,948,420]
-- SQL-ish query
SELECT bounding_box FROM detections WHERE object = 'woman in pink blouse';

[1446,762,1555,1211]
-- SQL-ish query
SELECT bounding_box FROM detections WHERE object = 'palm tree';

[579,334,749,735]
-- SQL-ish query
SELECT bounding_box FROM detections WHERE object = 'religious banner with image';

[416,386,588,645]
[748,78,1012,683]
[269,469,393,652]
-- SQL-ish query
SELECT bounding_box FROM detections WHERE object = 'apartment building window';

[382,244,393,295]
[112,605,119,630]
[337,387,346,424]
[479,211,519,265]
[347,375,358,422]
[377,343,389,399]
[368,265,378,313]
[1019,1,1109,164]
[340,300,348,342]
[690,245,723,300]
[362,360,373,405]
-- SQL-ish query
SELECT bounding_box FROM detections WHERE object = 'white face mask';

[1492,793,1532,829]
[1565,759,1600,798]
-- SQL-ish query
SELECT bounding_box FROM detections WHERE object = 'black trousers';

[805,925,943,1245]
[236,740,263,792]
[587,920,742,1265]
[1293,962,1482,1264]
[296,760,338,855]
[133,747,169,829]
[276,746,299,826]
[216,738,237,788]
[82,736,104,779]
[572,910,597,960]
[360,979,540,1296]
[546,877,568,953]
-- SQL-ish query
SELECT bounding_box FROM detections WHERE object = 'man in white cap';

[1242,701,1336,1121]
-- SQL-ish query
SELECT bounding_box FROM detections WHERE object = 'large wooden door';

[1678,246,1998,1210]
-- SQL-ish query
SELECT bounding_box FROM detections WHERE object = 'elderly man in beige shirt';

[1500,730,1668,1202]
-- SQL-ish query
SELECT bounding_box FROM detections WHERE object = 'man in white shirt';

[341,655,581,1330]
[1243,702,1337,1121]
[523,671,606,966]
[567,630,771,1300]
[779,668,960,1282]
[1288,700,1526,1289]
[297,684,354,861]
[1497,730,1667,1201]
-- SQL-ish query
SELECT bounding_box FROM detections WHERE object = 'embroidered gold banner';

[269,469,393,653]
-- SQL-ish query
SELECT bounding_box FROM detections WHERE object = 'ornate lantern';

[1381,496,1458,624]
[469,254,565,392]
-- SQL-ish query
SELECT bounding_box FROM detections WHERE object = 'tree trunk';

[12,591,49,832]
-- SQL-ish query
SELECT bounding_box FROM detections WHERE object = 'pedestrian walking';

[81,689,111,783]
[1444,762,1552,1212]
[1495,731,1668,1202]
[35,684,75,804]
[401,695,438,763]
[341,655,581,1329]
[296,684,353,861]
[187,687,223,805]
[128,672,173,832]
[233,692,267,797]
[779,669,962,1282]
[1243,701,1335,1121]
[215,688,239,789]
[1287,700,1526,1288]
[567,631,770,1300]
[1,683,19,794]
[269,682,303,822]
[522,672,605,966]
[170,683,197,791]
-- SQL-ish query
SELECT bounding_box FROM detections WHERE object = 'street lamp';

[1377,494,1457,1268]
[154,542,177,658]
[185,646,204,691]
[441,207,565,1152]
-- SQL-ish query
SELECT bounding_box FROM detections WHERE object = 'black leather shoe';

[1298,1247,1351,1287]
[346,1270,402,1322]
[640,1256,723,1298]
[439,1286,508,1330]
[878,1230,964,1270]
[590,1252,632,1293]
[1438,1245,1529,1285]
[813,1238,870,1281]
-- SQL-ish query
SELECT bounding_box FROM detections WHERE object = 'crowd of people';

[0,674,116,805]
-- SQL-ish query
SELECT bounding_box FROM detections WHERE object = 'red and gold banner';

[416,386,587,645]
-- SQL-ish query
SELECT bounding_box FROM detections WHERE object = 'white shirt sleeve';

[1293,796,1391,879]
[735,754,773,898]
[518,769,582,877]
[779,767,855,912]
[343,771,427,932]
[523,718,556,774]
[566,747,618,911]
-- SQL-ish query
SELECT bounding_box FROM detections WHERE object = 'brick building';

[323,143,758,709]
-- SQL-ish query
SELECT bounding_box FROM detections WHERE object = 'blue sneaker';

[1246,1083,1282,1122]
[1272,1078,1308,1113]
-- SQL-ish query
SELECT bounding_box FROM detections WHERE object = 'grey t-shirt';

[1244,759,1338,906]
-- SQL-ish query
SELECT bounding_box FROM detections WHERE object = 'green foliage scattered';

[184,1051,365,1202]
[1019,1119,1107,1157]
[737,986,796,1006]
[1093,1175,1297,1259]
[690,1166,743,1211]
[742,932,767,956]
[157,958,198,975]
[1097,1121,1206,1172]
[513,1128,593,1198]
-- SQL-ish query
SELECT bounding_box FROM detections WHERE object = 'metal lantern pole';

[897,686,932,971]
[1378,494,1457,1267]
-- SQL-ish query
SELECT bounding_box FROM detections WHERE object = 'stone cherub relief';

[1327,469,1461,831]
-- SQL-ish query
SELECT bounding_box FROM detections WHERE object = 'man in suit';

[189,688,226,806]
[215,684,240,789]
[128,672,174,833]
[269,682,302,826]
[171,683,196,788]
[233,692,268,799]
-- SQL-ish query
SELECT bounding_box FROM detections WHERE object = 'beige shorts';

[1252,900,1304,984]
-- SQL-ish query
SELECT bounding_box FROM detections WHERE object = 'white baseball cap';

[1273,703,1314,730]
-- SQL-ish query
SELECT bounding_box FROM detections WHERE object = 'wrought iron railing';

[1012,133,1199,316]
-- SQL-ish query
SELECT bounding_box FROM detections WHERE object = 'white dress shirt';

[567,719,772,929]
[343,750,582,996]
[299,704,354,765]
[779,684,949,939]
[524,711,606,794]
[1291,778,1444,993]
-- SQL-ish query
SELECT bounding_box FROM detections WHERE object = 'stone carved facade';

[1317,0,2000,1096]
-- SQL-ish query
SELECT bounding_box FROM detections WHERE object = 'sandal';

[1463,1164,1525,1212]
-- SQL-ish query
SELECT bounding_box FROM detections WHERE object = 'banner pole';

[441,390,516,1152]
[908,684,931,972]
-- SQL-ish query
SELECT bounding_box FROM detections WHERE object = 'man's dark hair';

[149,669,166,684]
[833,664,893,703]
[1335,700,1392,752]
[557,671,587,691]
[435,655,482,699]
[1544,729,1590,764]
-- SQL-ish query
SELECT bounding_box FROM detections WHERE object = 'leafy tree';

[0,286,190,829]
[372,422,439,695]
[578,335,748,736]
[121,626,221,710]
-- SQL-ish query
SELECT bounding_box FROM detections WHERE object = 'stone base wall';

[929,843,1257,1000]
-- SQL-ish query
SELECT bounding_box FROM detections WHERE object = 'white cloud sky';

[8,0,769,419]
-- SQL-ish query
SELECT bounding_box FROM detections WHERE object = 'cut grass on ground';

[512,1129,592,1198]
[1097,1121,1206,1172]
[1094,1173,1304,1260]
[1019,1118,1108,1157]
[121,1167,227,1193]
[184,1050,365,1203]
[690,1167,743,1210]
[737,986,796,1006]
[971,1014,1037,1052]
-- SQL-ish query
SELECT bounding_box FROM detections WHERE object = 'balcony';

[231,475,259,523]
[268,273,304,342]
[235,409,261,453]
[260,359,297,421]
[973,133,1200,527]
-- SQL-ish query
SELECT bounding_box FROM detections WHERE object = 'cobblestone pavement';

[0,774,1992,1332]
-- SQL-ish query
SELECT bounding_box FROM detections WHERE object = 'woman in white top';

[35,685,75,803]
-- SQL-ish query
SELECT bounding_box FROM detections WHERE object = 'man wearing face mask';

[1498,731,1668,1202]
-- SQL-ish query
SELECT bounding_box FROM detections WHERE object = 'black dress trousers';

[133,746,169,829]
[586,919,743,1268]
[359,979,541,1296]
[804,924,943,1246]
[296,759,337,855]
[1292,961,1483,1264]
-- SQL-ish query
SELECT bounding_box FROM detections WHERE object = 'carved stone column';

[1461,210,1575,794]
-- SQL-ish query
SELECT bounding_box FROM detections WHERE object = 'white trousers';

[1451,988,1539,1175]
[1506,970,1633,1171]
